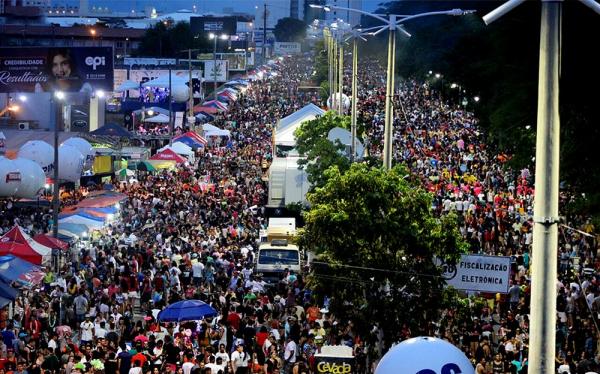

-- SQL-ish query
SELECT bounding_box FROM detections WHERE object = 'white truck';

[256,218,302,283]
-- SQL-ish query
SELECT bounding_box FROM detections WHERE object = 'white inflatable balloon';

[171,84,190,103]
[327,93,351,112]
[18,140,55,177]
[13,158,46,198]
[62,137,94,170]
[58,144,84,183]
[0,157,22,197]
[375,337,474,374]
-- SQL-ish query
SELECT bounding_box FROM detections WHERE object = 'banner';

[274,42,301,55]
[203,60,228,82]
[123,57,177,66]
[314,357,354,374]
[0,47,114,93]
[114,69,202,98]
[191,16,237,35]
[442,254,511,293]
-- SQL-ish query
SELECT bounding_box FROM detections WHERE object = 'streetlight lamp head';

[451,83,457,89]
[525,125,531,130]
[309,4,322,9]
[18,95,27,102]
[474,96,480,102]
[54,91,65,100]
[435,73,441,78]
[95,90,105,98]
[209,33,215,39]
[90,28,96,35]
[220,34,229,40]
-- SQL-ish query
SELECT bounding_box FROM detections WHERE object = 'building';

[325,0,362,27]
[253,0,306,43]
[0,24,144,57]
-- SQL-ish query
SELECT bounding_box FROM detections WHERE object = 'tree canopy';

[135,20,211,57]
[301,163,468,345]
[273,17,308,43]
[294,111,351,189]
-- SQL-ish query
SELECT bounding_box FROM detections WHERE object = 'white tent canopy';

[115,80,140,92]
[203,123,231,137]
[144,113,170,123]
[274,104,326,147]
[144,72,189,88]
[158,141,194,157]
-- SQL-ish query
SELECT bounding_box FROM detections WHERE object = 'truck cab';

[256,239,301,283]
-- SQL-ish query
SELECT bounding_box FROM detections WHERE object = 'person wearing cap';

[231,343,250,374]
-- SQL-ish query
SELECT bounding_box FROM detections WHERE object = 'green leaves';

[273,18,308,43]
[302,163,467,343]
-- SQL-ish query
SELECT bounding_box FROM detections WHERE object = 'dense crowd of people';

[0,49,599,374]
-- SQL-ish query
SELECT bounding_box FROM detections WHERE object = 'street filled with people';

[0,51,598,374]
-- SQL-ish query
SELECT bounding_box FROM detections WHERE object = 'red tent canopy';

[193,105,219,114]
[33,234,69,250]
[149,149,187,163]
[0,226,51,265]
[175,131,207,145]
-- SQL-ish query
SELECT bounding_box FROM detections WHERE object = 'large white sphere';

[0,157,22,197]
[58,144,84,183]
[171,84,190,103]
[375,337,474,374]
[13,158,46,198]
[327,93,351,111]
[18,140,55,177]
[62,137,94,171]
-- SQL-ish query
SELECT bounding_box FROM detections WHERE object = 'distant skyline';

[51,0,384,15]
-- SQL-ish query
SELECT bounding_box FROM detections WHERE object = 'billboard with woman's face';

[0,47,113,93]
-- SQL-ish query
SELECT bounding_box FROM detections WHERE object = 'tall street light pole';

[482,0,600,371]
[338,40,344,114]
[52,91,65,238]
[310,4,475,170]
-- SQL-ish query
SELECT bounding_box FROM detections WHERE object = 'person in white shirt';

[230,344,250,374]
[182,353,195,374]
[284,337,297,373]
[215,344,230,367]
[80,317,94,344]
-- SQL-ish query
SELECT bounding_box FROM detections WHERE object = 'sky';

[52,0,383,15]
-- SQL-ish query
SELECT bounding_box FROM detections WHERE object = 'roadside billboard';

[0,47,114,93]
[191,16,237,36]
[114,69,202,98]
[442,254,511,294]
[203,60,228,82]
[274,42,301,55]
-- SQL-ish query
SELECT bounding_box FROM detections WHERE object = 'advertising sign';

[274,42,301,55]
[113,69,202,98]
[203,60,228,82]
[314,356,354,374]
[191,16,237,35]
[0,47,113,93]
[123,57,177,66]
[442,254,511,293]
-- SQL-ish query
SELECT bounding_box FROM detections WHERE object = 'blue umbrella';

[157,300,217,322]
[0,255,39,283]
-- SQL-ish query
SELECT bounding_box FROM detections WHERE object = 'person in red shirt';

[227,306,241,331]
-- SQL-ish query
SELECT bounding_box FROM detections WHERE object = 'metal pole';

[382,16,396,170]
[52,100,60,238]
[351,37,358,161]
[328,34,333,100]
[168,67,173,143]
[332,38,337,111]
[263,3,267,64]
[338,42,344,114]
[213,36,218,97]
[528,2,561,372]
[188,49,194,121]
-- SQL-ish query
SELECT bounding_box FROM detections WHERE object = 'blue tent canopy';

[57,222,89,238]
[59,211,106,221]
[0,255,39,283]
[90,123,133,138]
[0,280,18,301]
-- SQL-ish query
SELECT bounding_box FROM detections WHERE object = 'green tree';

[294,111,351,189]
[135,21,210,57]
[301,163,468,346]
[273,17,307,42]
